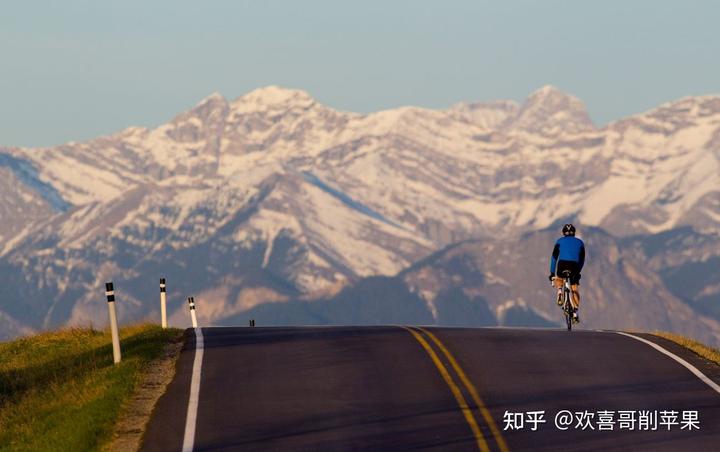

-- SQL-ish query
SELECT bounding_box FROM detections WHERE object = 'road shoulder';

[634,333,720,388]
[105,330,185,452]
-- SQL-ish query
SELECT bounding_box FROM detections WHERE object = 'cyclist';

[549,224,585,323]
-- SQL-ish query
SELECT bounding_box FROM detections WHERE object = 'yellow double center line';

[403,327,509,452]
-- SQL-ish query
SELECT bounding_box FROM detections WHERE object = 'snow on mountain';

[508,85,595,135]
[450,99,519,130]
[0,164,433,333]
[7,84,716,239]
[1,85,719,339]
[594,96,720,235]
[0,167,55,251]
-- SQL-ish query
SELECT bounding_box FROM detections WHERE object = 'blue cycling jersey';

[550,236,585,274]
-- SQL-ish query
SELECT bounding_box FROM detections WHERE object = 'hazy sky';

[1,0,718,147]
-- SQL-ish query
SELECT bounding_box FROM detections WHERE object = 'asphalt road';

[142,327,720,451]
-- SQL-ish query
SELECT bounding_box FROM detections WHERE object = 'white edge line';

[616,331,720,396]
[182,328,204,452]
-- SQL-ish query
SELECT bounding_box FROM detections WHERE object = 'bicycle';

[556,270,574,331]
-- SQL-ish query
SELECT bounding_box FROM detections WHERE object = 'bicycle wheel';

[564,288,572,331]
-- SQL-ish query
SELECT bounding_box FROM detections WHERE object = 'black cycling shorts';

[556,260,581,285]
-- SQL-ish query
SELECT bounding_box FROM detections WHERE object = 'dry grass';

[651,332,720,366]
[0,324,182,451]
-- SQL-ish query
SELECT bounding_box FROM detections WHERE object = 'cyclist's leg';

[571,269,581,309]
[553,277,564,304]
[571,284,580,309]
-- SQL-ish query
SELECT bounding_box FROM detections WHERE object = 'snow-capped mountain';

[1,85,718,341]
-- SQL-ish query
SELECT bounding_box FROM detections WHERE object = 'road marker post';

[188,297,198,328]
[160,278,167,329]
[105,282,122,364]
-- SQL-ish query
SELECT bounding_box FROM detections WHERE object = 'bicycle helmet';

[562,223,576,236]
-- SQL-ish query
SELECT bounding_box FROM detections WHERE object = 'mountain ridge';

[1,85,719,343]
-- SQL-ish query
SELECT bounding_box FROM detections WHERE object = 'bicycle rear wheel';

[564,288,572,331]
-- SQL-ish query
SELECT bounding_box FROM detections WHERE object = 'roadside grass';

[0,324,183,451]
[652,332,720,366]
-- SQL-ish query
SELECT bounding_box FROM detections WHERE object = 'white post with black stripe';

[105,282,122,364]
[188,296,198,328]
[160,278,168,329]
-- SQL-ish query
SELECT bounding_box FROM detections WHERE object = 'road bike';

[557,270,574,331]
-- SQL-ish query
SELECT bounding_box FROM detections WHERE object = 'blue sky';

[1,0,718,147]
